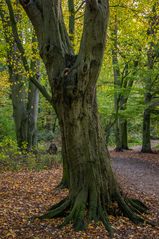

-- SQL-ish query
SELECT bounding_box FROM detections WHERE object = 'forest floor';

[0,146,159,238]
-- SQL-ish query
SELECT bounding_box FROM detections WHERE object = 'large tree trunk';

[38,73,147,233]
[56,88,117,196]
[55,90,117,229]
[20,0,149,234]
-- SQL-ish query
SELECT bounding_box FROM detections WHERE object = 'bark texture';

[20,0,150,234]
[142,109,151,153]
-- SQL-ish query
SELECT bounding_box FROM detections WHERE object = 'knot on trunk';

[62,71,79,101]
[82,63,89,75]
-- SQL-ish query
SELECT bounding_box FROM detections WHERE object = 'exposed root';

[38,199,70,219]
[54,179,68,190]
[129,198,149,211]
[116,193,145,224]
[126,198,148,214]
[48,197,69,211]
[99,206,113,236]
[32,190,154,236]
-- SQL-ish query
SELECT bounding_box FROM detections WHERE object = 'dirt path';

[112,156,159,199]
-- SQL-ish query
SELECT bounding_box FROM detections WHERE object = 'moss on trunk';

[36,91,149,236]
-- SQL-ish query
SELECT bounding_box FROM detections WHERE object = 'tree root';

[126,198,148,214]
[38,199,70,219]
[33,190,155,236]
[54,179,69,190]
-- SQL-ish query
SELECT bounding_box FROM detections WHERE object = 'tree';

[0,1,40,150]
[19,0,149,234]
[109,1,141,151]
[142,3,159,153]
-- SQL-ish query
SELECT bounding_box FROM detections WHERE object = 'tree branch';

[5,0,52,103]
[19,0,43,40]
[75,1,85,14]
[77,0,109,63]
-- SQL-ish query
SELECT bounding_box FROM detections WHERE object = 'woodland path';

[112,156,159,198]
[110,139,159,199]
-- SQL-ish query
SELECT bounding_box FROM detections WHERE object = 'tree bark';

[10,73,28,148]
[111,14,122,151]
[68,0,75,46]
[142,109,152,153]
[119,118,128,150]
[27,36,40,150]
[141,4,158,153]
[20,0,149,234]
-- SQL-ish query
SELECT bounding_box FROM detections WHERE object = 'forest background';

[0,0,159,169]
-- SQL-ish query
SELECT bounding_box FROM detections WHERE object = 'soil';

[112,156,159,198]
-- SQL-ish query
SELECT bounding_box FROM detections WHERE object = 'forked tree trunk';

[20,0,150,234]
[39,71,148,234]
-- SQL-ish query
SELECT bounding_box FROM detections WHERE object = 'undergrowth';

[0,137,62,171]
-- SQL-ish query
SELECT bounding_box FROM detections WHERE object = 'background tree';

[0,1,40,149]
[0,0,54,149]
[142,2,159,153]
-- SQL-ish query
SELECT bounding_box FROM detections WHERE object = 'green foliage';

[0,0,159,159]
[0,106,15,140]
[0,137,62,172]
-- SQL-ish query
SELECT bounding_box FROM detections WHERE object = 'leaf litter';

[0,149,159,239]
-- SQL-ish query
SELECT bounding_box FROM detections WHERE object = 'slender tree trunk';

[114,120,122,151]
[27,39,40,150]
[10,74,28,148]
[120,118,128,150]
[141,4,157,153]
[142,108,152,153]
[68,0,75,46]
[27,81,39,150]
[111,15,122,151]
